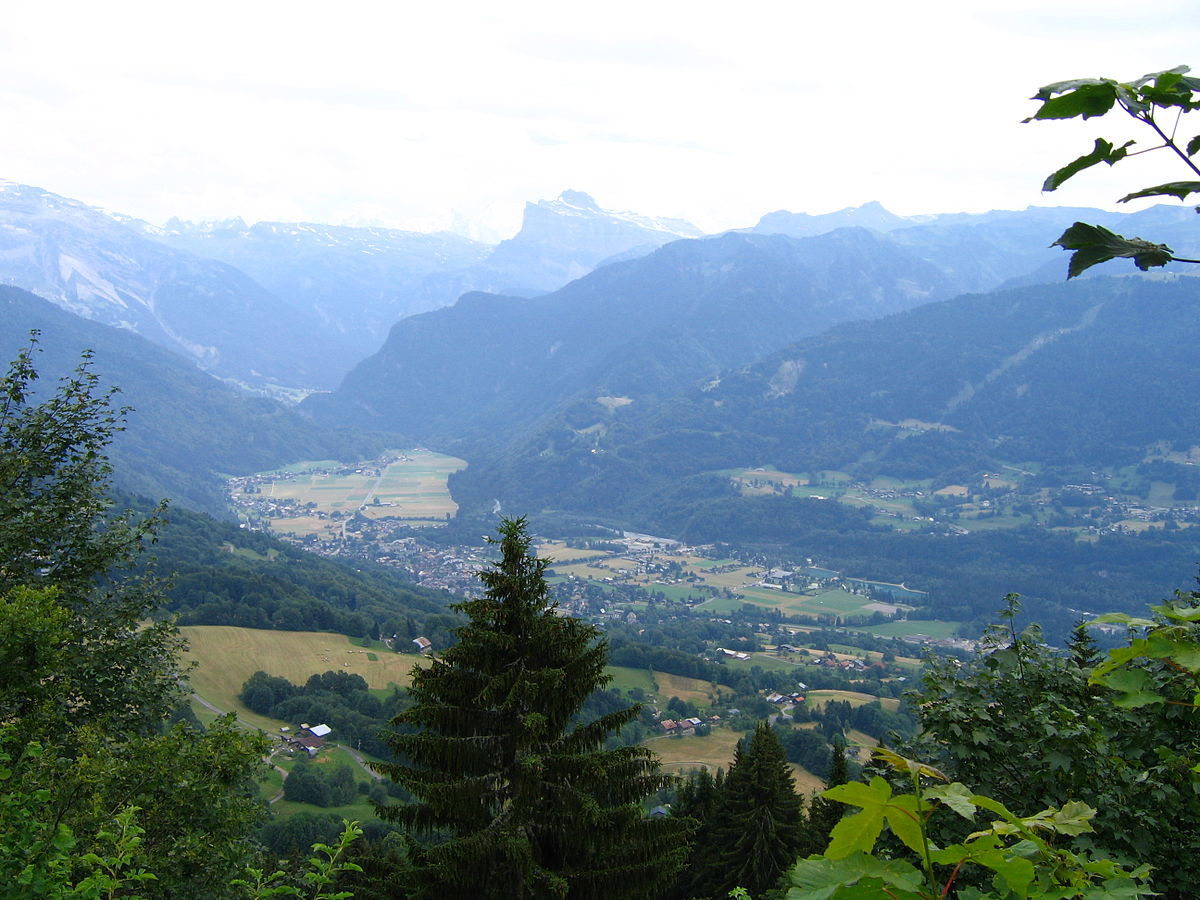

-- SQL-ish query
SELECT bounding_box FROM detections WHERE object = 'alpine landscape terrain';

[6,26,1200,899]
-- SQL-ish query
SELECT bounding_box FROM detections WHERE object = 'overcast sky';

[3,1,1198,239]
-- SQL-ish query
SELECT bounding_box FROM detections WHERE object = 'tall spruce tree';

[674,724,805,899]
[714,724,806,896]
[376,517,692,898]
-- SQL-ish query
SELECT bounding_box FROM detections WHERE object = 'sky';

[2,0,1199,240]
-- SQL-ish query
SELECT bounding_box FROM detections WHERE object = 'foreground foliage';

[0,340,270,897]
[901,596,1200,898]
[376,517,692,898]
[1027,65,1200,276]
[786,748,1152,899]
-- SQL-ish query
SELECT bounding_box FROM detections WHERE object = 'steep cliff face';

[0,181,338,390]
[482,190,703,293]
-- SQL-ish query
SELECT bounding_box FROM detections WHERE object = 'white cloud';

[1,0,1197,236]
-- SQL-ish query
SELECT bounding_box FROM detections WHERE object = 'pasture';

[182,626,420,725]
[605,666,658,695]
[253,449,465,538]
[656,671,726,707]
[859,619,961,639]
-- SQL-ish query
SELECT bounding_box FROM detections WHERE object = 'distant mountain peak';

[557,189,600,210]
[753,202,911,238]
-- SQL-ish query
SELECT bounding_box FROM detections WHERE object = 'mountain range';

[449,271,1200,521]
[7,176,1200,630]
[302,227,958,445]
[0,182,706,393]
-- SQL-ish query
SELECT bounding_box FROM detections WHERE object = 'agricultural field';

[605,666,658,696]
[646,729,825,795]
[605,667,731,709]
[182,626,421,726]
[725,466,809,497]
[236,449,466,539]
[656,671,727,707]
[859,619,961,640]
[546,531,926,627]
[803,689,901,713]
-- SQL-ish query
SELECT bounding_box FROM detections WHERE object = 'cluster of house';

[810,654,869,671]
[279,722,332,755]
[658,716,714,735]
[765,691,806,704]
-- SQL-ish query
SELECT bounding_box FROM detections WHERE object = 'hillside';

[445,273,1200,633]
[0,286,394,513]
[303,228,957,446]
[0,180,345,390]
[455,273,1200,513]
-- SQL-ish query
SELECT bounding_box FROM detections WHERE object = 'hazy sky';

[3,1,1198,239]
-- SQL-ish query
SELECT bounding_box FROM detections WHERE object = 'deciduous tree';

[1026,66,1200,277]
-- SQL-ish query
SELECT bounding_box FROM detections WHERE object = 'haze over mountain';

[153,217,490,361]
[302,227,957,446]
[481,190,703,293]
[0,181,347,391]
[451,272,1200,522]
[752,202,1200,296]
[0,182,708,392]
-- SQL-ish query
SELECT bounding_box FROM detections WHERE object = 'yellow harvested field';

[805,689,900,712]
[645,729,740,775]
[790,764,826,797]
[647,730,824,794]
[655,672,728,707]
[181,626,421,724]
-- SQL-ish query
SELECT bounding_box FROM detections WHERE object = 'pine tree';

[376,517,692,898]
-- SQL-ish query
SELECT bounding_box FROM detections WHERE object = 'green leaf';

[926,782,977,819]
[825,778,892,859]
[1096,666,1151,695]
[1031,77,1111,101]
[1028,82,1119,120]
[1042,138,1133,191]
[1048,800,1097,836]
[973,849,1035,895]
[883,794,925,854]
[788,854,925,900]
[1111,690,1165,708]
[872,747,947,781]
[1051,221,1174,278]
[1119,181,1200,203]
[823,777,891,809]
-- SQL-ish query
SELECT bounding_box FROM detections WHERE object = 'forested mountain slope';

[456,273,1200,517]
[304,228,957,447]
[0,286,391,514]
